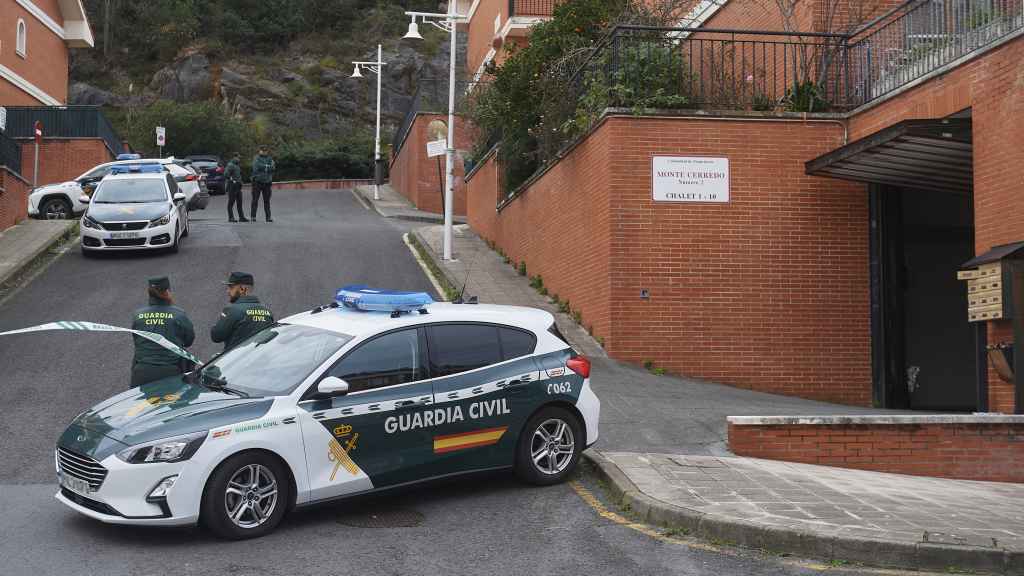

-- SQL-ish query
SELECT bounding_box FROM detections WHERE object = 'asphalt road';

[0,191,892,576]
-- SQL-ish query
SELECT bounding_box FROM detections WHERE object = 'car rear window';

[427,324,502,377]
[499,327,536,359]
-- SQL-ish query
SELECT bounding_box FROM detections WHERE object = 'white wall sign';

[426,138,447,158]
[0,106,6,132]
[155,126,166,147]
[652,156,729,203]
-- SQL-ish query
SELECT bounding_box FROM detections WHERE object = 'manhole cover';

[336,508,424,528]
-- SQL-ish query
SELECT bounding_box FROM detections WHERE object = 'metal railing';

[0,130,22,176]
[509,0,561,17]
[847,0,1024,105]
[1,106,122,155]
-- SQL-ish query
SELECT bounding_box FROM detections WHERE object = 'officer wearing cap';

[211,272,275,350]
[130,276,196,387]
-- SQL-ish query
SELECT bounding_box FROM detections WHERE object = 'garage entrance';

[807,117,978,410]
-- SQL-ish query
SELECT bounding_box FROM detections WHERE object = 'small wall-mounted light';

[640,289,650,300]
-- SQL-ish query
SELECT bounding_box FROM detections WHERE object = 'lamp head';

[351,64,363,78]
[403,18,423,40]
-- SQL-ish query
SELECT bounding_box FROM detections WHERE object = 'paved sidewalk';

[356,184,468,225]
[590,452,1024,574]
[0,219,77,287]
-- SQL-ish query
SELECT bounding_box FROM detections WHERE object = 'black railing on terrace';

[847,0,1024,105]
[509,0,561,17]
[565,0,1024,118]
[0,130,22,176]
[2,106,121,155]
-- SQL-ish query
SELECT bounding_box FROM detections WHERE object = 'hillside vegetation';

[72,0,447,178]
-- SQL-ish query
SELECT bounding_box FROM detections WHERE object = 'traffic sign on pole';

[156,126,166,147]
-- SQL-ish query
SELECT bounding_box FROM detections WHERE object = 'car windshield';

[200,323,352,397]
[92,179,168,203]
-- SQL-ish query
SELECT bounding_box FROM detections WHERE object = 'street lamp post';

[352,44,387,201]
[403,4,466,261]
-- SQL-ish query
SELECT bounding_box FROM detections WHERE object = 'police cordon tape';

[0,321,200,364]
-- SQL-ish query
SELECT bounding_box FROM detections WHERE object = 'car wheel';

[514,406,583,486]
[201,452,289,540]
[41,197,73,220]
[181,211,190,237]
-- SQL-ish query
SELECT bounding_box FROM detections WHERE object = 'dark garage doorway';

[807,116,977,411]
[870,186,976,410]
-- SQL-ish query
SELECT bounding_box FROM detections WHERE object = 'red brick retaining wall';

[389,113,468,216]
[0,167,30,231]
[728,416,1024,483]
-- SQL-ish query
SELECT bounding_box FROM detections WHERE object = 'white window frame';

[16,19,27,58]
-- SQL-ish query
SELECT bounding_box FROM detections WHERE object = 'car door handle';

[396,398,431,410]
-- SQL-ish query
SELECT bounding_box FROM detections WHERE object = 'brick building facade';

[456,0,1024,414]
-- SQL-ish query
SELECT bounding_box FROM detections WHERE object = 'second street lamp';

[403,5,466,261]
[352,44,386,201]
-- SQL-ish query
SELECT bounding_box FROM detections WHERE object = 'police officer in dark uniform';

[130,276,196,387]
[211,271,275,350]
[225,154,247,223]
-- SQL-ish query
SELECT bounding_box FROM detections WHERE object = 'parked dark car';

[185,155,226,195]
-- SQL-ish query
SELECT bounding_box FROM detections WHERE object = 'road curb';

[582,451,1022,575]
[0,220,77,288]
[411,228,464,298]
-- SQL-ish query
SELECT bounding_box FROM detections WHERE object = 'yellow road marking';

[568,480,941,575]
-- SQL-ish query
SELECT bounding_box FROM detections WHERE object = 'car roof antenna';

[454,243,484,304]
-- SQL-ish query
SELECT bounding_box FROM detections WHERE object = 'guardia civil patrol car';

[55,288,600,539]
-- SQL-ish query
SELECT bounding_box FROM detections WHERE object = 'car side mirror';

[317,377,350,396]
[79,195,91,204]
[173,192,186,202]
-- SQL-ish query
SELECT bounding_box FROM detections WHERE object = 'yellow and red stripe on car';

[433,426,508,454]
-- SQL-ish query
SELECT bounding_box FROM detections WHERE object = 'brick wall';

[467,0,507,78]
[17,138,114,187]
[0,166,29,230]
[389,114,467,216]
[728,417,1024,483]
[467,114,872,406]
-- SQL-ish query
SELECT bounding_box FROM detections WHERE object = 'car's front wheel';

[514,406,583,486]
[201,452,289,540]
[40,197,72,220]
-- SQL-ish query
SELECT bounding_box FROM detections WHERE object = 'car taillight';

[186,174,197,181]
[215,167,224,173]
[566,356,590,379]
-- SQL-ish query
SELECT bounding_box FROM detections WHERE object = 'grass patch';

[406,233,459,302]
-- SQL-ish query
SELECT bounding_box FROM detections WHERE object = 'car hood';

[58,377,273,460]
[86,202,170,222]
[32,181,79,196]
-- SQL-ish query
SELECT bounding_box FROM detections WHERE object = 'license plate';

[110,231,139,239]
[59,472,92,496]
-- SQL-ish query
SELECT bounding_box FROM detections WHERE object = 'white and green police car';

[55,289,600,539]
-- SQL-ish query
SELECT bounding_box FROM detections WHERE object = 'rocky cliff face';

[71,36,465,143]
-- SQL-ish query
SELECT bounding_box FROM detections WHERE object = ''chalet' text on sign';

[652,156,729,203]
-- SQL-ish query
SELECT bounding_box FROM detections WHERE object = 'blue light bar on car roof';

[109,164,164,175]
[335,285,434,313]
[116,153,141,160]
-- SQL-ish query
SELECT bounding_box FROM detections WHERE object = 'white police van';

[55,288,600,539]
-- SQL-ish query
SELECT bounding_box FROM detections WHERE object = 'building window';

[16,19,26,58]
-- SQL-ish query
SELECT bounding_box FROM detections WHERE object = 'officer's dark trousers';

[251,181,272,221]
[227,182,245,220]
[130,363,183,388]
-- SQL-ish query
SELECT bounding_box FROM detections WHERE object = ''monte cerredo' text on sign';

[652,156,729,203]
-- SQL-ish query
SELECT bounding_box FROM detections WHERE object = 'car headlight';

[149,212,172,228]
[116,431,207,464]
[81,215,101,230]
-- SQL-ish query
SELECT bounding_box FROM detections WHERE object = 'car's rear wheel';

[181,211,190,237]
[41,197,72,220]
[514,406,583,486]
[201,452,288,540]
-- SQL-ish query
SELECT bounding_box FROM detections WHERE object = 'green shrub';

[518,261,527,276]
